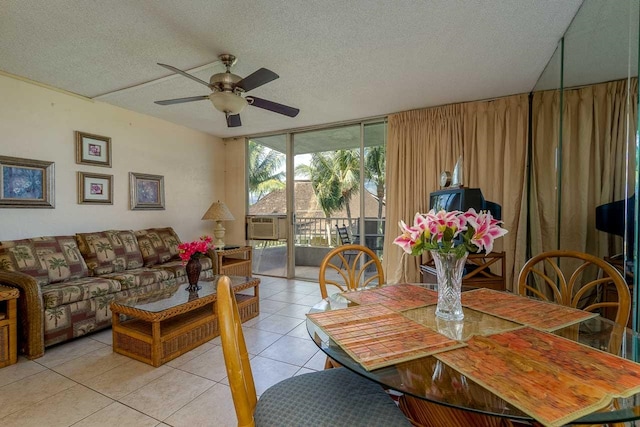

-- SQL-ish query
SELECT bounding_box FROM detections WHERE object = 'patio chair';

[216,275,411,427]
[335,224,357,266]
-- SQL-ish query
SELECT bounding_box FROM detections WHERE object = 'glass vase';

[431,250,468,321]
[185,257,202,291]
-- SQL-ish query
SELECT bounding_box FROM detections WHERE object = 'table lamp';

[202,200,235,249]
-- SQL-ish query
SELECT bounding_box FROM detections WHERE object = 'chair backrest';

[217,275,257,427]
[319,244,384,299]
[335,225,352,245]
[517,250,630,328]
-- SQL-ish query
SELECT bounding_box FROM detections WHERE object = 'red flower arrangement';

[178,235,214,263]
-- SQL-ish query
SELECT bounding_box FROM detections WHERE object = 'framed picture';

[129,172,165,210]
[78,172,113,204]
[75,131,112,167]
[0,156,55,208]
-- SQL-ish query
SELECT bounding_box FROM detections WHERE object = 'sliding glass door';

[248,120,386,280]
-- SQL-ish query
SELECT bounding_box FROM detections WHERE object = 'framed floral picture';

[77,172,113,204]
[129,172,165,210]
[0,155,55,208]
[75,131,112,167]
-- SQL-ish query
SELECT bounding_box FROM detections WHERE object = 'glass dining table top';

[305,285,640,425]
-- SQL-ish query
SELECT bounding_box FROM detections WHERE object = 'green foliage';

[248,140,285,202]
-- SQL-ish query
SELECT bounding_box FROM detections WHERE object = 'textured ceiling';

[1,0,582,139]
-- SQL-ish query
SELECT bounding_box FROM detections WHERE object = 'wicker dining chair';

[216,275,411,427]
[517,250,631,328]
[318,243,385,299]
[318,244,385,369]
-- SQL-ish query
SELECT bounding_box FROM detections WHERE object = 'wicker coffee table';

[111,275,260,367]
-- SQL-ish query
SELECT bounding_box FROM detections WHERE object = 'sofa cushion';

[134,227,181,266]
[0,236,88,286]
[42,276,122,308]
[76,230,144,276]
[99,267,174,290]
[153,256,213,279]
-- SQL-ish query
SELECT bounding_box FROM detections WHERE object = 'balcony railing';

[294,216,385,252]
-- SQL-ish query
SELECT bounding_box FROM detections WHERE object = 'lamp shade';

[202,201,235,222]
[209,92,247,115]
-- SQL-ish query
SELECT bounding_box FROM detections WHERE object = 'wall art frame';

[77,171,113,205]
[129,172,165,210]
[75,131,112,167]
[0,155,55,208]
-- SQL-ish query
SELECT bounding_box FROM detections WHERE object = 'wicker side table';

[0,285,19,368]
[216,246,252,276]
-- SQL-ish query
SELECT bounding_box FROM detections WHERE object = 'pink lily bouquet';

[178,235,214,263]
[393,209,508,259]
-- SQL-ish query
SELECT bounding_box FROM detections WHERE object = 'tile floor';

[0,276,328,427]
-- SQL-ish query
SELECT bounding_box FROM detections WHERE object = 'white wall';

[224,137,247,245]
[0,74,228,243]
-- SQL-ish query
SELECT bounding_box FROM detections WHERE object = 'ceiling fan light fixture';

[209,92,247,115]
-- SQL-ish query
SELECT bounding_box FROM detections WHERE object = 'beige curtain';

[531,79,637,261]
[383,95,529,287]
[462,94,529,289]
[383,105,463,283]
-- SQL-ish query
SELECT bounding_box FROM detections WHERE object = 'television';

[429,188,502,220]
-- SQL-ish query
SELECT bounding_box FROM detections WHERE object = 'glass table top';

[113,275,256,313]
[306,287,640,424]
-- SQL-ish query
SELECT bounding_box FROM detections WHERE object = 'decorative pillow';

[134,227,182,266]
[76,230,144,276]
[0,236,88,286]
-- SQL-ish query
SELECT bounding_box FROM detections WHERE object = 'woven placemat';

[461,288,597,331]
[436,327,640,427]
[342,284,438,311]
[308,303,464,371]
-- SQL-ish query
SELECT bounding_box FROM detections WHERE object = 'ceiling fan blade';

[226,113,242,127]
[157,63,211,88]
[154,95,210,105]
[236,68,279,92]
[247,96,300,117]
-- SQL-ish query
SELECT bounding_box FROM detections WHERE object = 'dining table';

[305,283,640,426]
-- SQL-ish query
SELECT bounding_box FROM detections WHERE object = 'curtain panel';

[384,105,463,283]
[384,95,529,288]
[531,79,637,262]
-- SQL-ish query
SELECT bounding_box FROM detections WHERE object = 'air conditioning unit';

[247,216,279,240]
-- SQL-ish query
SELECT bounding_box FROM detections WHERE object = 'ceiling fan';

[154,54,300,128]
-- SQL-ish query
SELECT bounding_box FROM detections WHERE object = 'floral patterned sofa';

[0,227,215,359]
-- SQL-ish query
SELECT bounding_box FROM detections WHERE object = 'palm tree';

[46,306,64,328]
[12,246,33,268]
[149,234,162,247]
[91,288,111,316]
[332,149,360,226]
[95,241,113,260]
[296,153,343,218]
[122,235,135,252]
[63,243,80,261]
[297,152,353,244]
[0,258,13,270]
[365,145,386,221]
[139,240,153,256]
[62,286,81,304]
[248,140,285,203]
[47,257,68,278]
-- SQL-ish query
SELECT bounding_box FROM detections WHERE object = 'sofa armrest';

[0,270,45,359]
